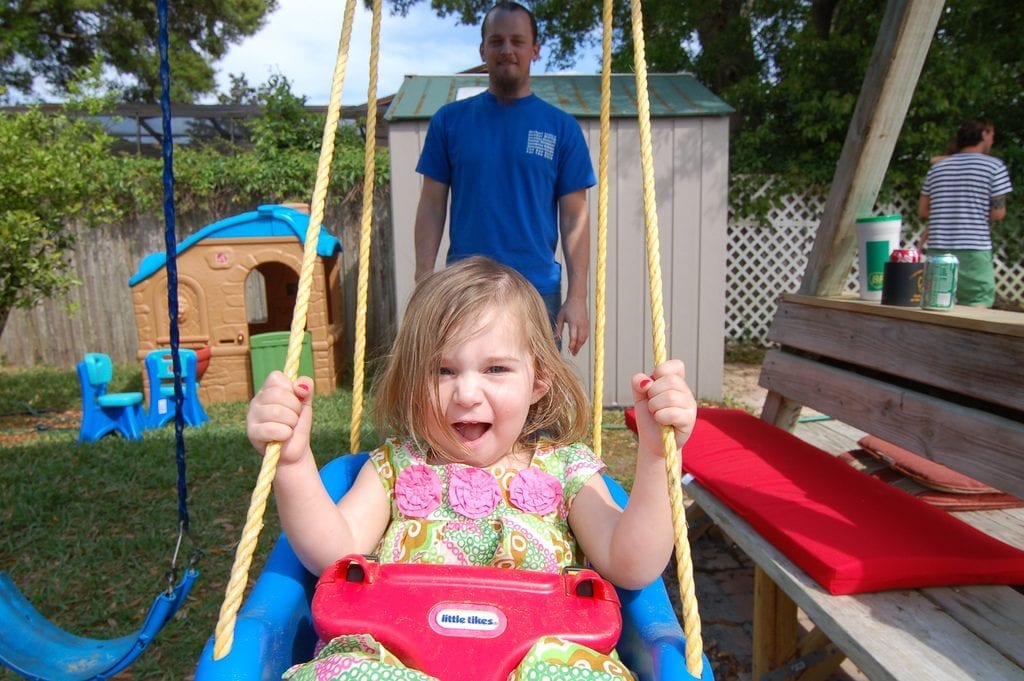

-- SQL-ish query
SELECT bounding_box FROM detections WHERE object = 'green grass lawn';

[0,364,641,679]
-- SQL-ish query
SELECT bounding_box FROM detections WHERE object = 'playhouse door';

[245,263,301,339]
[245,263,303,395]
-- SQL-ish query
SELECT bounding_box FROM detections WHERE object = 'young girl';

[247,256,697,680]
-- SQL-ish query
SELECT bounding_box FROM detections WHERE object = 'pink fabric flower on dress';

[395,464,442,518]
[448,467,501,519]
[508,467,563,515]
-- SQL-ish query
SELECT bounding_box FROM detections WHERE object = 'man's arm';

[414,177,450,283]
[991,194,1008,222]
[557,188,590,356]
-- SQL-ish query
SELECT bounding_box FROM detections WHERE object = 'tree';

[0,97,125,338]
[186,73,317,148]
[171,73,388,214]
[726,0,1022,249]
[1,0,278,102]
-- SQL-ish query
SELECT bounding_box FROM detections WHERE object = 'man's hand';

[556,296,589,355]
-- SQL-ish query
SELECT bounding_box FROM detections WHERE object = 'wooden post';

[799,0,946,298]
[753,566,798,679]
[763,0,947,428]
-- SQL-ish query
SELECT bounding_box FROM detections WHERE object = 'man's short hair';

[956,117,994,150]
[481,1,538,43]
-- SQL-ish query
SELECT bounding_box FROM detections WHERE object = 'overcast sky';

[212,0,601,105]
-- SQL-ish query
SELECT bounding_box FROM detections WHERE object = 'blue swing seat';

[0,568,198,681]
[195,453,714,681]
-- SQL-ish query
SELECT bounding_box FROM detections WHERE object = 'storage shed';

[385,74,733,404]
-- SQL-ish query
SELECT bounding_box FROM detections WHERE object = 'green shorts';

[938,249,995,307]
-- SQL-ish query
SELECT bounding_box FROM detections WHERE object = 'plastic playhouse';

[129,204,345,405]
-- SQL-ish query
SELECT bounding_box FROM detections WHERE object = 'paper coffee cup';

[855,215,902,301]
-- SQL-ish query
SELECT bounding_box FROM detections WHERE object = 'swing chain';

[165,520,203,596]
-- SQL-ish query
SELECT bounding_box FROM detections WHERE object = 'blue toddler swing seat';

[195,452,713,681]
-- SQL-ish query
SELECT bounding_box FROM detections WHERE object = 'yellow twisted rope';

[211,0,359,659]
[349,0,382,454]
[591,0,613,457]
[628,0,704,675]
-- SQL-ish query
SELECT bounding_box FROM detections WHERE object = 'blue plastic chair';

[144,348,209,430]
[195,453,714,681]
[77,353,145,443]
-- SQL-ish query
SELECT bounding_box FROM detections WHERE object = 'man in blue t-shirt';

[414,1,596,355]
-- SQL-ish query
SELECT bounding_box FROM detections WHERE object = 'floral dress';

[282,439,635,681]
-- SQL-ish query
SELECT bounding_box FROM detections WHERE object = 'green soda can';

[920,253,959,310]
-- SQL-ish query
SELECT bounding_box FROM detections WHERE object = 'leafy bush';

[0,101,124,332]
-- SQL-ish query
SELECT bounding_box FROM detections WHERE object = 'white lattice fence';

[998,244,1024,295]
[726,189,1023,345]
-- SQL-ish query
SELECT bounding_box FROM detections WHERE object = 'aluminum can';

[890,248,921,263]
[920,253,959,310]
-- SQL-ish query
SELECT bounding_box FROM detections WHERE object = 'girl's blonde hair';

[372,257,590,455]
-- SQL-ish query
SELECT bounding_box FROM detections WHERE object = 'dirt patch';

[0,410,80,447]
[722,363,765,413]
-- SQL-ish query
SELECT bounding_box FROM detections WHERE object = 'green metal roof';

[384,73,733,121]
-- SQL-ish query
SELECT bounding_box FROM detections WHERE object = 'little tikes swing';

[0,2,201,678]
[196,0,714,678]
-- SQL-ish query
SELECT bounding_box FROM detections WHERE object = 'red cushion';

[682,408,1024,595]
[624,407,637,435]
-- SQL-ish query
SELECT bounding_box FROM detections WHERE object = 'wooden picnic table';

[692,294,1024,681]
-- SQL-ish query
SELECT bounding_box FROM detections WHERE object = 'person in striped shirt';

[918,117,1013,307]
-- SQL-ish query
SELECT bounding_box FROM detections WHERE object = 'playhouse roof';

[129,204,342,287]
[384,73,734,121]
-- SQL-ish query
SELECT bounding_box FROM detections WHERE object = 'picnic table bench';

[687,293,1024,680]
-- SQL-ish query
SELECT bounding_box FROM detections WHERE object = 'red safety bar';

[312,555,622,680]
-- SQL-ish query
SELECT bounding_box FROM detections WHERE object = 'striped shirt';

[920,152,1012,250]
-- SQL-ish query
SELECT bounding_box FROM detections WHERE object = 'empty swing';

[0,1,200,677]
[196,0,714,678]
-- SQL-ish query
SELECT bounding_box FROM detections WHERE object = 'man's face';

[480,8,539,98]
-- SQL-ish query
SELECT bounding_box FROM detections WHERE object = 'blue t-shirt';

[416,92,596,295]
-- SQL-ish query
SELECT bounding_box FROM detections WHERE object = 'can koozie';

[881,262,924,306]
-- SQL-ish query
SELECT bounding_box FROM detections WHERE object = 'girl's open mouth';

[453,421,491,442]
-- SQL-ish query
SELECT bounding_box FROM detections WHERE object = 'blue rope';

[157,0,190,533]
